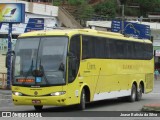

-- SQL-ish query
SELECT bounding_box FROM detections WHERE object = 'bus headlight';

[12,92,23,96]
[50,91,66,96]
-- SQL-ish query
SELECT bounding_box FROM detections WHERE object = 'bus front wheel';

[34,105,43,111]
[128,84,136,102]
[78,89,86,110]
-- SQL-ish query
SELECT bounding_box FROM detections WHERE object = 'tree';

[119,0,128,4]
[137,0,160,16]
[77,2,94,18]
[70,0,94,25]
[52,0,61,6]
[68,0,86,5]
[94,0,117,19]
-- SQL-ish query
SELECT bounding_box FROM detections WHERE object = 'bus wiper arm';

[38,58,50,84]
[22,58,34,84]
[32,58,50,84]
[39,64,50,84]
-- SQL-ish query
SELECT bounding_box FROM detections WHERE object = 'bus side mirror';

[6,51,15,68]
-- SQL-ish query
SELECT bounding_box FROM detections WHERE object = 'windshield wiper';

[39,58,49,84]
[22,58,34,84]
[39,64,50,84]
[32,58,50,84]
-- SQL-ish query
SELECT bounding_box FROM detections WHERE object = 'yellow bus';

[8,29,154,111]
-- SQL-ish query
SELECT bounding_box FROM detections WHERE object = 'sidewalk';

[0,89,12,107]
[0,89,12,95]
[141,79,160,112]
[142,104,160,111]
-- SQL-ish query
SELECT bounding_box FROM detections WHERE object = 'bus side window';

[108,40,117,59]
[82,36,89,59]
[145,43,153,60]
[68,35,81,83]
[127,42,134,59]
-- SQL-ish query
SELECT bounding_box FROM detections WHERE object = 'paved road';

[0,80,160,119]
[0,80,160,111]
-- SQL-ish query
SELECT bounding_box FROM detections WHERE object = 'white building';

[0,0,59,54]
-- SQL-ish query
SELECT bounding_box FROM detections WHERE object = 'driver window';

[68,35,81,83]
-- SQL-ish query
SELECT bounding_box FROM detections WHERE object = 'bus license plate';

[32,100,41,104]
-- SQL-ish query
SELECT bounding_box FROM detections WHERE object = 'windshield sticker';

[36,77,42,83]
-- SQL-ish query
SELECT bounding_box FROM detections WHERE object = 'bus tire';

[128,84,136,102]
[136,84,142,101]
[34,105,43,111]
[78,89,86,110]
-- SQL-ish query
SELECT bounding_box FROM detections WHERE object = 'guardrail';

[0,72,7,89]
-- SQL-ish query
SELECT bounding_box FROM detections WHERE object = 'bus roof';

[18,29,152,44]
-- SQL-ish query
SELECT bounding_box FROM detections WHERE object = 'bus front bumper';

[12,95,69,106]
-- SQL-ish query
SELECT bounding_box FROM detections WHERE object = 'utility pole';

[120,4,124,34]
[7,23,12,89]
[122,4,124,34]
[51,0,54,5]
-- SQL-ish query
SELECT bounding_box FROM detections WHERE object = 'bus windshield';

[13,37,68,86]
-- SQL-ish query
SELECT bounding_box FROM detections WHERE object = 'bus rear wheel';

[78,89,86,110]
[34,105,43,111]
[128,84,136,102]
[136,84,143,101]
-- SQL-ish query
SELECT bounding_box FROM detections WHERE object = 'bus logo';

[34,91,38,96]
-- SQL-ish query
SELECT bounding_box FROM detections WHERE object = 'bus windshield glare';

[13,37,68,86]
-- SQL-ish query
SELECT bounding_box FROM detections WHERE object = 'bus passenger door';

[66,35,81,105]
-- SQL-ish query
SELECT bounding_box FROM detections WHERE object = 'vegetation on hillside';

[94,0,117,19]
[120,0,160,17]
[52,0,160,22]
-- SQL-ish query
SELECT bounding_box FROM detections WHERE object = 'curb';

[0,89,12,95]
[0,92,12,105]
[142,104,160,112]
[0,94,12,99]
